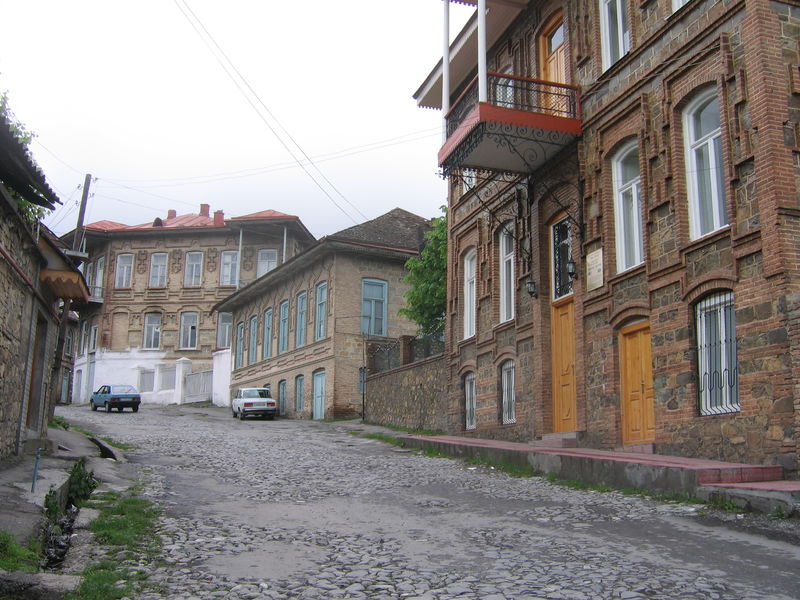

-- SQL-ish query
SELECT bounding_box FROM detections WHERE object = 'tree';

[0,92,49,225]
[399,207,447,337]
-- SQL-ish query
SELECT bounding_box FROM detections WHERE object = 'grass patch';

[381,423,443,437]
[66,561,140,600]
[49,415,71,430]
[62,421,135,452]
[90,495,159,549]
[0,531,39,572]
[362,432,405,448]
[421,447,449,459]
[463,455,538,478]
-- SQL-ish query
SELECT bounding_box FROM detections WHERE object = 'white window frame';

[148,253,168,288]
[315,282,328,341]
[464,249,477,339]
[143,313,161,349]
[256,248,278,278]
[465,372,477,430]
[501,360,516,425]
[248,315,258,364]
[696,291,739,415]
[462,169,477,195]
[79,321,88,355]
[262,308,273,359]
[600,0,630,70]
[184,251,203,287]
[296,291,307,348]
[613,142,644,272]
[217,312,232,349]
[115,253,133,288]
[88,324,98,352]
[179,312,198,350]
[672,0,690,12]
[278,301,289,353]
[684,91,727,240]
[220,250,239,286]
[234,321,244,369]
[499,225,515,323]
[361,279,388,336]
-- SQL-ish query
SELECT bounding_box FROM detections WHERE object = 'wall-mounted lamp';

[525,280,538,298]
[566,259,578,280]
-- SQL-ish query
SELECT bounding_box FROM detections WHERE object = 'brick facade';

[423,0,800,473]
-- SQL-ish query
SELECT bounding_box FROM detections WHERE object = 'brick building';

[0,115,88,457]
[215,208,429,419]
[63,206,314,403]
[415,0,800,473]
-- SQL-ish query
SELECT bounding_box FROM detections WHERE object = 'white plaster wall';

[72,349,167,404]
[212,348,232,407]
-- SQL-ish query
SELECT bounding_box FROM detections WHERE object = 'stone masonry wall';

[364,354,448,433]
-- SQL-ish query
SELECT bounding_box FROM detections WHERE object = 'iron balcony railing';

[445,72,581,138]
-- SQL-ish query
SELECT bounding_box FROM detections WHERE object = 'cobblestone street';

[56,404,800,600]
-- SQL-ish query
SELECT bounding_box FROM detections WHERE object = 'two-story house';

[214,208,429,419]
[63,205,314,403]
[416,0,799,474]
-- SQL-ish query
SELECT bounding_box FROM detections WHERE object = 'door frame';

[619,320,656,445]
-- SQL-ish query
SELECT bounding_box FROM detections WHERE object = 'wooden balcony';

[439,72,581,176]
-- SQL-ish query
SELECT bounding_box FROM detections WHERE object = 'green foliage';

[90,495,159,549]
[66,561,137,600]
[0,93,49,226]
[49,416,71,430]
[463,455,538,478]
[362,432,406,448]
[44,488,62,522]
[68,458,98,506]
[0,531,39,572]
[399,208,447,336]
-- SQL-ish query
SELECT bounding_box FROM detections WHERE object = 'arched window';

[500,360,516,424]
[684,91,727,239]
[613,142,644,272]
[464,372,477,430]
[463,249,477,339]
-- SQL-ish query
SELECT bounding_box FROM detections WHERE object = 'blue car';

[90,384,141,413]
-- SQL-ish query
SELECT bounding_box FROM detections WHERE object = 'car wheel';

[231,408,237,418]
[267,414,275,420]
[132,406,139,413]
[91,402,97,412]
[105,402,112,413]
[117,407,123,412]
[238,410,246,420]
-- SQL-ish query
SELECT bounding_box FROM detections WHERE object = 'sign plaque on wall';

[586,248,603,291]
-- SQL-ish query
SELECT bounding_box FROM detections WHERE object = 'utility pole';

[50,174,92,409]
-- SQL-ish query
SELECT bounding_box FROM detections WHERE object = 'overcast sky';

[0,1,474,238]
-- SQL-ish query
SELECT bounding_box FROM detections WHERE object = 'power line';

[173,0,363,225]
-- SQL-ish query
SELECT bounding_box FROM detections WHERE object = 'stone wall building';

[415,0,800,474]
[0,115,88,457]
[215,208,429,419]
[63,207,314,403]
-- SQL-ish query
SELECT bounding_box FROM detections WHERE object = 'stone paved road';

[56,404,800,600]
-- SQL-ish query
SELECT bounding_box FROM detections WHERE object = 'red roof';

[84,220,129,231]
[229,209,296,221]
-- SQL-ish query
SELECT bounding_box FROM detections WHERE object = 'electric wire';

[172,0,361,225]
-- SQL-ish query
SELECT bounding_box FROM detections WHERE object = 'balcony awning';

[40,269,90,301]
[413,1,528,110]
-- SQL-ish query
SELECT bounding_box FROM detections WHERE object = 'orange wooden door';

[551,297,577,432]
[620,322,655,444]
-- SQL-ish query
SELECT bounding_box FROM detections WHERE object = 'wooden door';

[551,216,577,432]
[619,322,655,444]
[551,298,577,431]
[539,11,567,115]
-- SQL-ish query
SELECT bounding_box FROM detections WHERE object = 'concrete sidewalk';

[0,426,135,599]
[393,433,800,516]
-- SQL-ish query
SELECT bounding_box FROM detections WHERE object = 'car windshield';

[110,385,137,394]
[243,389,271,398]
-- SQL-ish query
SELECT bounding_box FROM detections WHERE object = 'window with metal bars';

[501,360,516,425]
[465,372,477,430]
[552,218,573,299]
[695,291,739,415]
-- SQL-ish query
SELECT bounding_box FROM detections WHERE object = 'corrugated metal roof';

[0,114,59,209]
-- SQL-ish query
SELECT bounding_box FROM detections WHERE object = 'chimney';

[214,210,225,226]
[200,203,210,217]
[167,209,177,219]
